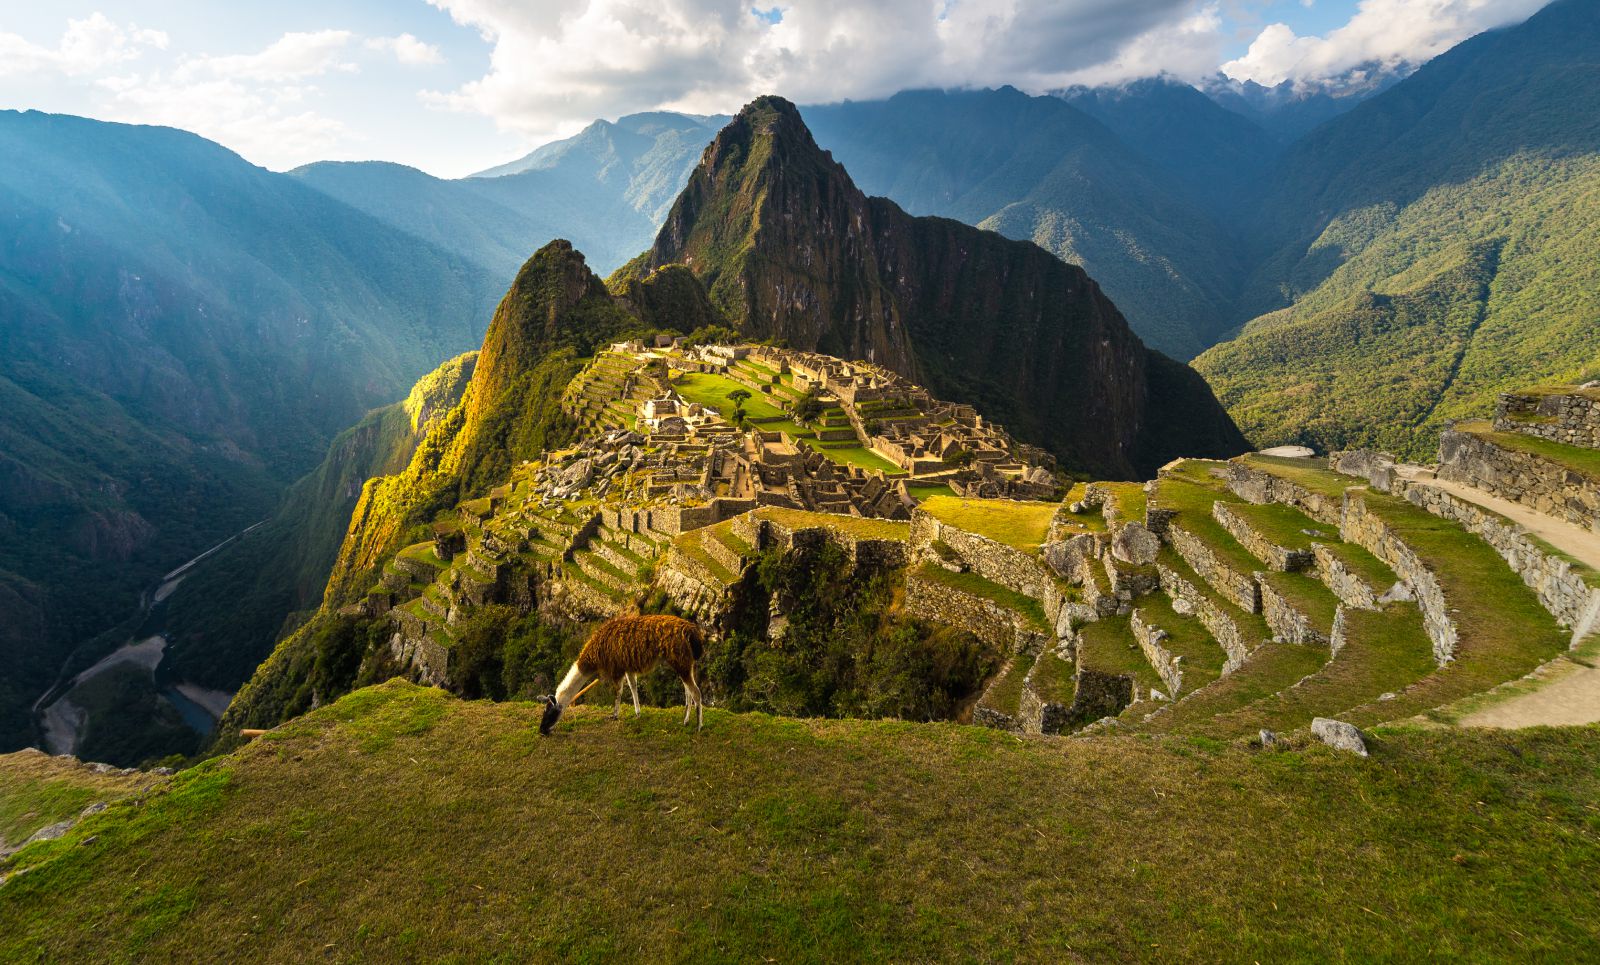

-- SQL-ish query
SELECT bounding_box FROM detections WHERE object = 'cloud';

[92,31,365,168]
[366,33,445,66]
[423,0,1204,142]
[1223,0,1551,88]
[0,13,167,77]
[174,30,356,83]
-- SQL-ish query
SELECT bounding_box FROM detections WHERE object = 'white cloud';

[366,33,445,66]
[0,13,167,77]
[174,30,356,83]
[423,0,1202,143]
[1223,0,1551,88]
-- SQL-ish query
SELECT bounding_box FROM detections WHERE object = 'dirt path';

[1396,469,1600,728]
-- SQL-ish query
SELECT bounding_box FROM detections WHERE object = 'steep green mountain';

[1058,78,1280,221]
[293,112,728,278]
[802,88,1246,357]
[0,111,500,752]
[1196,0,1600,456]
[160,352,477,694]
[620,96,1247,477]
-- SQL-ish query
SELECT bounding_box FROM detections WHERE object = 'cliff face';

[626,96,1246,477]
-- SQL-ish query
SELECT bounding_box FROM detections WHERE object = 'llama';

[539,614,706,735]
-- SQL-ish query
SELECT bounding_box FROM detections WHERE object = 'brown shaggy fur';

[577,614,705,684]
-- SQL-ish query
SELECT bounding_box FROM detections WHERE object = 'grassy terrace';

[1155,548,1274,646]
[1076,615,1161,692]
[1224,501,1337,551]
[1135,596,1227,693]
[705,520,753,559]
[671,530,738,585]
[1029,648,1075,706]
[1136,642,1329,736]
[808,442,904,475]
[7,683,1600,960]
[913,564,1048,630]
[753,507,910,542]
[904,483,955,503]
[1315,539,1400,591]
[1160,463,1342,630]
[672,371,789,420]
[919,495,1056,551]
[977,653,1035,717]
[1195,604,1435,739]
[1237,454,1353,500]
[1097,481,1148,524]
[1337,491,1572,727]
[1454,419,1600,481]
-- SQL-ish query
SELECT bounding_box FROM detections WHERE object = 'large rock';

[1310,717,1368,757]
[1111,522,1161,566]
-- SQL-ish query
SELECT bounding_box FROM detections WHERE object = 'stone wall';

[1438,428,1600,534]
[1258,579,1331,647]
[1131,608,1183,698]
[1311,544,1382,610]
[1494,391,1600,449]
[1156,562,1250,671]
[1168,526,1260,613]
[1340,491,1457,664]
[1212,502,1314,572]
[1398,482,1600,643]
[905,571,1051,653]
[1223,464,1343,526]
[910,510,1053,598]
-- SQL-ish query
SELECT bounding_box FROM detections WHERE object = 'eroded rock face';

[1311,717,1368,757]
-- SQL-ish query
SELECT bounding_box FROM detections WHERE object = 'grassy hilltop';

[3,680,1598,962]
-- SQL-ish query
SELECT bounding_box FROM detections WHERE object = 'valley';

[4,1,1600,956]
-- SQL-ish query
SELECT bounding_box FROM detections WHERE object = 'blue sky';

[0,1,1551,177]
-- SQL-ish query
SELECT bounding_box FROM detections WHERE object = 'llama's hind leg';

[686,667,704,731]
[682,681,694,726]
[626,673,642,715]
[611,677,622,719]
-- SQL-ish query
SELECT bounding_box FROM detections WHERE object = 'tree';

[794,388,824,424]
[726,388,752,408]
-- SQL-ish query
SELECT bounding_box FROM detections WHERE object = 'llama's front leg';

[627,674,641,716]
[682,682,693,726]
[611,679,622,719]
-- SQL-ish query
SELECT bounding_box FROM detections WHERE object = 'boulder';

[1310,717,1368,757]
[1111,522,1160,566]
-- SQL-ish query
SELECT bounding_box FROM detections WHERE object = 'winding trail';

[1397,467,1600,728]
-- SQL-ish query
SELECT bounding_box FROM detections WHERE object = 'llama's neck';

[554,663,596,709]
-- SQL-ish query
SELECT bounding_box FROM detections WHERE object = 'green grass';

[1098,481,1148,524]
[1224,501,1336,553]
[1136,642,1330,736]
[905,483,955,503]
[754,508,910,542]
[810,443,904,475]
[1237,454,1353,500]
[0,752,161,850]
[913,565,1048,631]
[1333,491,1572,726]
[671,532,738,585]
[919,495,1057,551]
[1028,648,1075,705]
[1075,615,1159,688]
[1455,420,1600,482]
[977,654,1035,717]
[1135,596,1227,693]
[1315,540,1401,592]
[1194,604,1436,738]
[11,681,1600,960]
[1155,548,1274,646]
[672,371,788,420]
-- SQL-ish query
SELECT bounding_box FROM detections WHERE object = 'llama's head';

[539,694,562,736]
